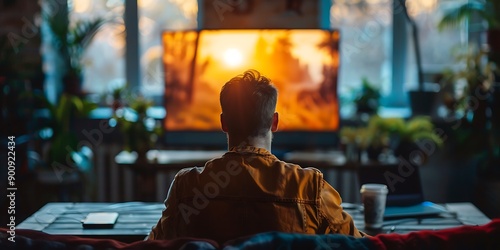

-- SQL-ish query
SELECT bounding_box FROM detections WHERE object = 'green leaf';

[55,94,70,124]
[411,131,444,147]
[43,6,108,73]
[439,1,490,30]
[49,131,79,164]
[71,95,84,113]
[81,100,98,116]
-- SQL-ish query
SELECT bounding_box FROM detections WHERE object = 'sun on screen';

[223,48,243,67]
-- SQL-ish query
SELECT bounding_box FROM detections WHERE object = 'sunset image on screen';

[162,29,340,131]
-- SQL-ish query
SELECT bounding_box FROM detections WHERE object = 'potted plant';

[441,3,500,135]
[43,10,107,95]
[339,116,390,162]
[372,116,443,164]
[110,84,127,111]
[113,96,163,163]
[391,0,436,116]
[354,78,381,115]
[441,46,500,174]
[361,116,391,161]
[339,126,362,162]
[37,93,98,167]
[19,91,98,202]
[441,47,497,129]
[439,3,500,212]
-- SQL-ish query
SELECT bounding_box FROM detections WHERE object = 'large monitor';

[162,29,340,150]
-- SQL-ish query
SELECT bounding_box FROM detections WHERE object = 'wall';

[0,0,43,228]
[0,0,42,81]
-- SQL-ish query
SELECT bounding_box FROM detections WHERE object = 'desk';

[17,202,490,241]
[343,202,492,235]
[17,202,163,242]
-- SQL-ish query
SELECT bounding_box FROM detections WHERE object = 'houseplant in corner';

[441,47,497,129]
[440,1,500,161]
[440,47,500,216]
[440,0,500,180]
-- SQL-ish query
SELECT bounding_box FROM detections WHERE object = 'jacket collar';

[228,146,273,156]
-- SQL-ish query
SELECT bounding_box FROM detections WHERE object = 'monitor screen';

[162,29,340,149]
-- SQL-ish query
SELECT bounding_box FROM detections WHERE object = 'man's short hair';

[220,69,278,138]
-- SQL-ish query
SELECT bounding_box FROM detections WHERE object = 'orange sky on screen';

[163,30,339,132]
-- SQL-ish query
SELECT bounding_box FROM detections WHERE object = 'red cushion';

[0,228,218,250]
[370,219,500,250]
[2,219,500,249]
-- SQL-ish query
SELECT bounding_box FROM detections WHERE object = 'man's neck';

[228,134,272,152]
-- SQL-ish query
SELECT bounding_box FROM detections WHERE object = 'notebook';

[357,164,448,219]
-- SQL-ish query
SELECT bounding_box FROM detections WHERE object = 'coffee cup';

[360,184,388,229]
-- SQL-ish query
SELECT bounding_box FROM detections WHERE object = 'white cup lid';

[360,183,388,194]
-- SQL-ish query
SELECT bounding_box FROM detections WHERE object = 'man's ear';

[271,112,279,132]
[220,113,229,132]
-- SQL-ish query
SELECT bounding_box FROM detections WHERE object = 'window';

[138,0,197,96]
[58,0,468,112]
[331,0,393,116]
[331,0,468,115]
[404,0,468,92]
[70,0,126,94]
[67,0,198,98]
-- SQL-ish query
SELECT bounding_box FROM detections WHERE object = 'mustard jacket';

[148,146,363,244]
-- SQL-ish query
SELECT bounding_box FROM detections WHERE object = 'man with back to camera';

[148,69,364,243]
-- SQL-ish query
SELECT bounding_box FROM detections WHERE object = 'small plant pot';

[366,146,383,161]
[409,90,438,116]
[394,142,428,165]
[345,143,361,163]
